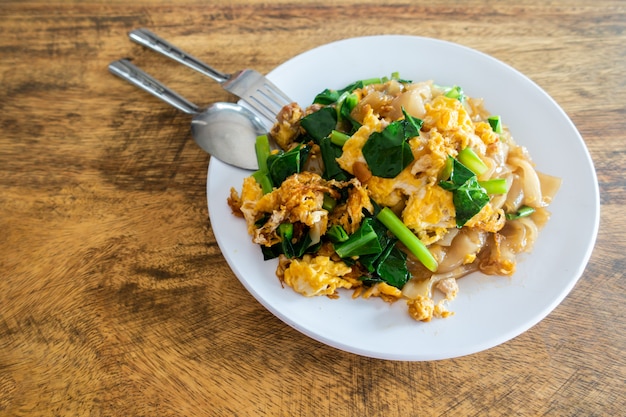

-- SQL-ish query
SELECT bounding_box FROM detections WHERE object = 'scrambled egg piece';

[360,282,403,303]
[474,121,501,146]
[402,183,456,244]
[407,295,435,322]
[281,255,353,297]
[423,95,485,152]
[366,167,425,207]
[464,202,506,233]
[410,129,458,179]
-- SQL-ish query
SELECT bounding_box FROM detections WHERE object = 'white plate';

[207,36,599,361]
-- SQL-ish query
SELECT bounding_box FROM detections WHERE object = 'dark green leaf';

[334,217,383,258]
[361,109,420,178]
[439,157,476,190]
[313,89,341,105]
[267,144,310,185]
[452,177,489,227]
[439,156,490,227]
[358,218,394,273]
[338,93,361,131]
[400,108,423,138]
[313,80,364,105]
[278,223,315,259]
[300,107,337,142]
[375,244,410,289]
[327,225,349,243]
[488,115,502,134]
[319,137,349,181]
[261,243,282,260]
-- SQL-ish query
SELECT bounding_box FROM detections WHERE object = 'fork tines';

[244,82,292,123]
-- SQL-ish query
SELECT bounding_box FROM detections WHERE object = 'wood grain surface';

[1,1,624,416]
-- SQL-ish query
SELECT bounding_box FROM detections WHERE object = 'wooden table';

[1,1,624,415]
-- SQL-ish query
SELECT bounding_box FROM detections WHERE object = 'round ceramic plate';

[207,36,599,361]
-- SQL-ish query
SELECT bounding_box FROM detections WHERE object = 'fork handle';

[108,59,201,115]
[129,28,230,84]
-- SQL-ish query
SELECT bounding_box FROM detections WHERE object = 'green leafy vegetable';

[326,224,349,243]
[251,170,273,194]
[478,178,508,195]
[313,75,397,105]
[488,115,502,134]
[337,92,360,130]
[358,216,395,273]
[319,137,348,181]
[330,130,350,147]
[439,156,490,227]
[313,80,364,105]
[313,89,341,105]
[332,215,411,289]
[260,244,281,260]
[457,147,488,176]
[278,222,294,254]
[374,244,410,289]
[252,134,274,194]
[300,107,337,141]
[278,223,315,259]
[267,144,310,185]
[361,108,422,178]
[506,205,535,220]
[334,217,383,258]
[322,193,337,212]
[439,155,475,187]
[444,85,466,102]
[376,207,438,272]
[313,76,405,132]
[452,178,490,227]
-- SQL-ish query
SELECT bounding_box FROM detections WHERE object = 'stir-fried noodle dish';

[228,75,561,321]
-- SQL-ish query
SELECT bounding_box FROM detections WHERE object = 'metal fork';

[128,28,292,125]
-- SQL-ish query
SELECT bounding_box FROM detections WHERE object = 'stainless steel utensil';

[109,59,265,170]
[128,28,292,124]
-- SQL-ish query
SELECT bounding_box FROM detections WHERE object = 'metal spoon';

[109,59,265,170]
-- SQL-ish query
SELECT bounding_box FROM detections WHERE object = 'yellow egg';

[282,255,353,297]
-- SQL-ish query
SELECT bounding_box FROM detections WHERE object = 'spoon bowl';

[191,102,266,170]
[109,59,267,170]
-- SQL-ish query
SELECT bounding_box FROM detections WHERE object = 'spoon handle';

[129,28,230,84]
[108,59,201,115]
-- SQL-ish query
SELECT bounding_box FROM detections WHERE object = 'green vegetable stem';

[253,135,274,194]
[457,147,488,176]
[376,207,438,272]
[330,130,350,147]
[478,178,508,195]
[488,115,502,134]
[506,205,535,220]
[443,85,465,102]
